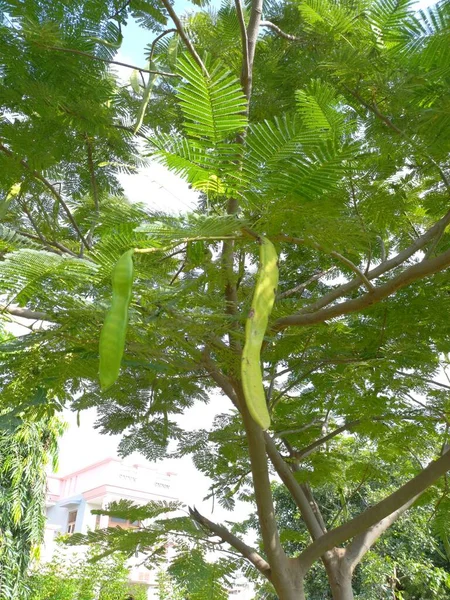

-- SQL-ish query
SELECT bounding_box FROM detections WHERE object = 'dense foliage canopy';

[1,0,450,598]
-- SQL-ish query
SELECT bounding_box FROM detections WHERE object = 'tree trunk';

[328,578,354,600]
[324,550,354,600]
[271,561,307,600]
[273,580,306,600]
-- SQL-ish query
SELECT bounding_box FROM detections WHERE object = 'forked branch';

[189,507,272,579]
[275,245,450,332]
[274,204,450,328]
[298,449,450,570]
[33,44,177,77]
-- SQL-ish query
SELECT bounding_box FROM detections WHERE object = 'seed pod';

[99,250,134,390]
[241,237,279,430]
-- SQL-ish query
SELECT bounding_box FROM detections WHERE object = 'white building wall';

[44,458,178,600]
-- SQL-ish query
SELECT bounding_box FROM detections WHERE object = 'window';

[67,510,77,534]
[108,516,140,529]
[110,516,127,524]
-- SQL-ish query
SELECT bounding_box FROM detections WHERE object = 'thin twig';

[33,44,178,77]
[0,143,90,250]
[109,0,131,19]
[19,195,55,250]
[343,85,450,191]
[329,464,372,528]
[396,371,450,392]
[19,230,79,258]
[85,136,100,248]
[169,260,186,285]
[260,21,302,42]
[278,269,331,299]
[273,419,323,438]
[159,0,208,76]
[279,235,375,292]
[148,28,178,65]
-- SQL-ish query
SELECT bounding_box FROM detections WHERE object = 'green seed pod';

[241,237,279,430]
[99,250,134,390]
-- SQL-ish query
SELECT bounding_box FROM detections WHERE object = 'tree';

[1,0,450,598]
[253,463,450,598]
[0,412,64,600]
[28,542,148,600]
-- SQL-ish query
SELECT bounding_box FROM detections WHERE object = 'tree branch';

[19,197,62,255]
[235,0,250,98]
[0,143,90,251]
[274,205,450,325]
[343,86,450,191]
[238,390,289,581]
[158,0,208,76]
[278,269,331,300]
[396,370,450,392]
[264,433,326,540]
[327,249,374,292]
[260,21,302,42]
[34,44,177,77]
[147,28,178,66]
[298,449,450,570]
[274,246,450,332]
[17,230,78,257]
[273,419,323,438]
[188,507,271,579]
[290,414,425,461]
[0,305,48,321]
[344,497,418,571]
[200,348,239,407]
[281,236,378,292]
[244,0,263,100]
[85,136,99,248]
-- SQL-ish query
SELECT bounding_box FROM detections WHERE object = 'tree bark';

[324,550,354,600]
[272,562,307,600]
[276,584,307,600]
[299,449,450,569]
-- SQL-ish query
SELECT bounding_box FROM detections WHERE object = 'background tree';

[0,410,64,599]
[28,542,148,600]
[1,0,450,599]
[253,463,450,598]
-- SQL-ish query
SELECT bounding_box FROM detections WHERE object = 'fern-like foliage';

[0,224,43,252]
[176,54,247,142]
[66,498,245,599]
[392,1,450,70]
[150,53,247,197]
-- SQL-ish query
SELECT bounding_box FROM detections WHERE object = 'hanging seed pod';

[99,249,134,390]
[241,237,279,430]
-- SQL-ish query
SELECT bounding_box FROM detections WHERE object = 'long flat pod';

[241,237,279,429]
[99,249,134,390]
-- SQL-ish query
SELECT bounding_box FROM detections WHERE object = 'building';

[44,457,178,596]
